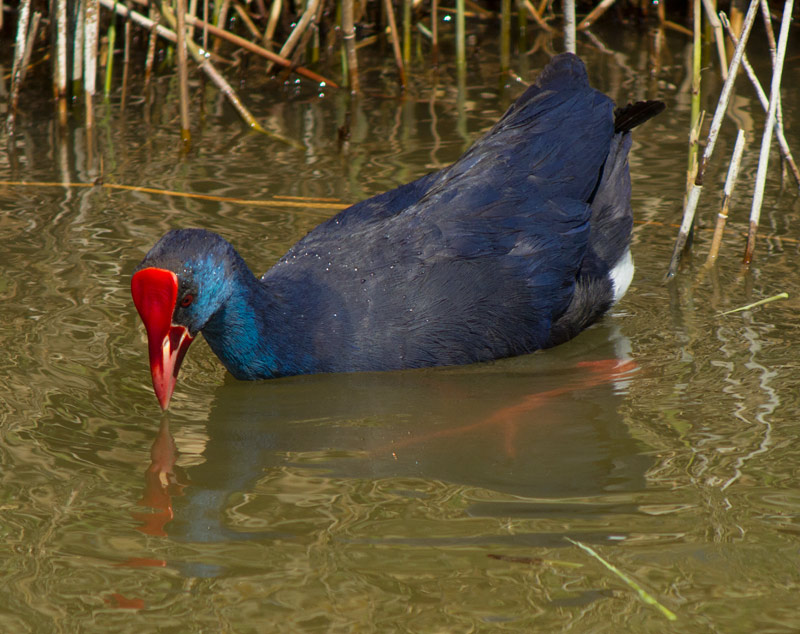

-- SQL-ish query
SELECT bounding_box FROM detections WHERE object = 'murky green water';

[2,23,800,632]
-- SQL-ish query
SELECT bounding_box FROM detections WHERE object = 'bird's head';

[131,229,238,409]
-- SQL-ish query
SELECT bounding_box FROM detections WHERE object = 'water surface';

[2,23,800,632]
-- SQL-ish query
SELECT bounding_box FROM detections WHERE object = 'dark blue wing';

[261,54,618,371]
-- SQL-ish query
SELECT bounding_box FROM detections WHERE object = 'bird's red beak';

[131,267,194,410]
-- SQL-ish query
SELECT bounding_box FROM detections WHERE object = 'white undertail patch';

[610,249,634,304]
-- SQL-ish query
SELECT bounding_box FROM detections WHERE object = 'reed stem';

[456,0,466,74]
[21,11,41,85]
[158,0,276,139]
[667,0,759,278]
[720,12,800,189]
[175,0,192,147]
[54,0,68,125]
[521,0,553,32]
[7,0,30,133]
[99,0,337,86]
[706,129,746,264]
[577,0,615,30]
[342,0,360,92]
[144,6,159,91]
[700,0,727,79]
[757,0,790,187]
[104,16,117,99]
[687,0,702,206]
[73,0,85,95]
[403,0,412,65]
[431,0,439,66]
[500,0,510,74]
[382,0,407,86]
[84,0,100,130]
[563,0,575,53]
[264,0,281,46]
[743,0,794,265]
[269,0,321,73]
[121,7,132,108]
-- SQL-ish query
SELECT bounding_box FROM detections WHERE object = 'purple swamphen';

[132,53,664,409]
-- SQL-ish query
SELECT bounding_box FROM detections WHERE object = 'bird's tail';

[613,100,665,134]
[584,100,663,273]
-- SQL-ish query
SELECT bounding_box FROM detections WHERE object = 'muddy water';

[1,22,800,632]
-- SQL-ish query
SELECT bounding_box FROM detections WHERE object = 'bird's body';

[132,53,663,408]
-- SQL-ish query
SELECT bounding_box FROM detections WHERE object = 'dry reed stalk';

[7,0,30,133]
[706,129,746,264]
[651,1,665,74]
[662,19,693,36]
[686,109,705,195]
[720,12,800,189]
[54,0,68,125]
[251,0,267,20]
[73,0,85,94]
[758,0,790,185]
[144,7,159,91]
[121,8,132,108]
[382,0,406,86]
[20,11,41,84]
[456,0,466,73]
[666,0,760,278]
[462,0,494,17]
[84,0,100,130]
[212,0,230,56]
[180,11,333,83]
[175,0,192,146]
[158,0,284,140]
[700,0,727,79]
[264,0,282,46]
[342,0,361,92]
[743,0,794,265]
[520,0,553,33]
[431,0,439,66]
[577,0,615,30]
[501,0,511,72]
[202,0,209,50]
[563,0,576,52]
[759,0,778,57]
[308,0,325,64]
[101,0,337,85]
[188,0,198,38]
[233,1,264,39]
[104,0,175,40]
[267,0,321,73]
[687,0,702,208]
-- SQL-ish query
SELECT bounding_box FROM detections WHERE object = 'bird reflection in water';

[129,326,651,579]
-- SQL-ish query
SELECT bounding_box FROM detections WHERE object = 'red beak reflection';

[131,267,194,410]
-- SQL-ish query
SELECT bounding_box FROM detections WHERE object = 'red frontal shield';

[131,267,194,409]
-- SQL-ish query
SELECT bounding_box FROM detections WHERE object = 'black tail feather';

[613,100,665,134]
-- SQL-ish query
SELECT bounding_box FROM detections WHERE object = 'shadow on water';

[134,325,652,576]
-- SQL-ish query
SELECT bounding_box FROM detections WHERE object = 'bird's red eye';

[180,294,194,308]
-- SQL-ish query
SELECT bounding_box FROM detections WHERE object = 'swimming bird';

[131,53,664,409]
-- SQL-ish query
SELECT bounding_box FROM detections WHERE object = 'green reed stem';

[566,538,677,622]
